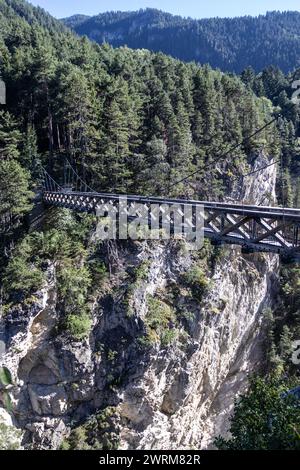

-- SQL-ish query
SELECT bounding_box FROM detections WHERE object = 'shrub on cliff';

[215,375,300,450]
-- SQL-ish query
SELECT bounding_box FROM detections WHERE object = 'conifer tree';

[0,111,21,160]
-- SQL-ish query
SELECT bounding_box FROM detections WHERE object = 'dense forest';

[0,0,279,338]
[1,1,285,203]
[0,0,300,450]
[63,9,300,73]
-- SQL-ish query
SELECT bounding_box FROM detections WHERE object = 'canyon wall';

[0,154,279,449]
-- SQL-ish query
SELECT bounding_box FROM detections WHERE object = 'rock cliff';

[0,154,279,449]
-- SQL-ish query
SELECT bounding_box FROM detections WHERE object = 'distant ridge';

[61,14,91,28]
[62,8,300,73]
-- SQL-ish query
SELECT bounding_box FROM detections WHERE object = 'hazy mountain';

[62,8,300,73]
[62,14,91,28]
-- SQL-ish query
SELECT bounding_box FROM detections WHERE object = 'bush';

[182,265,210,300]
[65,312,92,339]
[3,257,44,298]
[61,427,91,450]
[57,263,92,310]
[29,229,74,260]
[61,407,119,450]
[133,261,150,282]
[144,295,177,346]
[215,375,300,450]
[161,328,178,346]
[0,423,22,450]
[0,367,12,387]
[0,159,33,219]
[58,263,93,339]
[146,296,175,330]
[88,260,107,286]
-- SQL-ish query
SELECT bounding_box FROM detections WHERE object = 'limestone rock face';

[118,251,277,450]
[0,405,23,449]
[0,154,279,449]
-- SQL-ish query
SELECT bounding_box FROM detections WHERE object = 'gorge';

[0,0,300,451]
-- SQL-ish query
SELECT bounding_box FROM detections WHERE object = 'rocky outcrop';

[0,408,23,450]
[0,153,279,450]
[118,249,277,449]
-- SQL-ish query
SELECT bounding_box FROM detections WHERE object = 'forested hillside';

[0,0,282,205]
[0,0,281,334]
[0,0,300,450]
[63,9,300,73]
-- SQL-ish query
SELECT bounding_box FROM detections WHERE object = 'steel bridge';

[41,165,300,262]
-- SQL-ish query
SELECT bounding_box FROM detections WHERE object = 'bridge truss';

[41,163,300,261]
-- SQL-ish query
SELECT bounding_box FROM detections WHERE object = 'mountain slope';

[0,0,300,451]
[63,8,300,73]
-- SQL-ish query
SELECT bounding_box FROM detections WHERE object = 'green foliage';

[161,328,178,347]
[88,260,107,286]
[2,391,13,413]
[143,295,178,346]
[267,265,300,375]
[107,349,118,362]
[264,309,283,373]
[57,261,93,339]
[132,261,150,282]
[1,4,300,453]
[215,375,300,450]
[182,265,210,301]
[0,110,22,160]
[0,109,33,236]
[2,210,97,304]
[61,427,90,451]
[65,9,300,74]
[178,309,196,323]
[0,0,299,379]
[0,423,22,450]
[0,159,33,219]
[1,208,101,340]
[28,229,75,260]
[58,263,92,308]
[0,367,12,387]
[61,407,119,450]
[3,252,44,298]
[281,265,300,313]
[65,312,92,340]
[279,325,294,363]
[0,0,279,206]
[21,124,39,172]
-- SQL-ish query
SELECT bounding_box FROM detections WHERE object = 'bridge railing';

[40,162,300,260]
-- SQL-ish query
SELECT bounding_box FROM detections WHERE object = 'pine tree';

[241,66,255,89]
[279,325,293,364]
[265,309,283,373]
[55,63,101,167]
[0,159,33,222]
[139,137,170,194]
[0,111,21,160]
[193,67,217,142]
[100,77,132,192]
[21,124,39,173]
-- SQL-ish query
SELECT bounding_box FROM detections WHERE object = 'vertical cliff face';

[118,154,279,450]
[0,154,279,449]
[118,248,277,449]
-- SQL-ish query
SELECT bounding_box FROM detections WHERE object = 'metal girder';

[220,214,251,238]
[42,190,300,258]
[254,218,290,248]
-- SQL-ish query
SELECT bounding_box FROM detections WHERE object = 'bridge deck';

[42,189,300,261]
[59,191,300,221]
